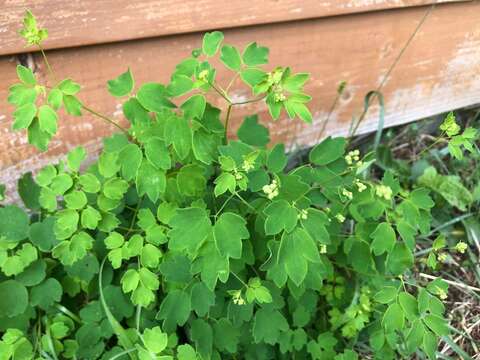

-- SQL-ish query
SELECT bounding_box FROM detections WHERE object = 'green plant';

[0,11,471,360]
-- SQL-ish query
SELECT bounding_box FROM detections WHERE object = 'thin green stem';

[224,104,232,144]
[82,104,130,137]
[38,44,56,82]
[40,351,55,360]
[316,91,341,143]
[234,192,258,214]
[108,349,137,360]
[126,196,144,237]
[215,193,235,218]
[231,271,248,288]
[410,133,446,162]
[135,305,142,332]
[44,319,59,360]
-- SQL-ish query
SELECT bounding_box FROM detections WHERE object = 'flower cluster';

[297,209,308,220]
[355,179,367,192]
[375,184,393,200]
[455,241,468,254]
[242,158,255,172]
[345,149,361,166]
[341,188,353,200]
[231,289,246,305]
[262,179,279,200]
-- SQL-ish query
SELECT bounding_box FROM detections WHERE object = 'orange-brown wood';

[1,1,480,201]
[0,0,466,56]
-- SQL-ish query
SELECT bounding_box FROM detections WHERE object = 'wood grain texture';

[1,1,480,201]
[0,0,465,56]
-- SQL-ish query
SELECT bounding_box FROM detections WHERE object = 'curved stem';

[82,104,130,137]
[55,304,82,324]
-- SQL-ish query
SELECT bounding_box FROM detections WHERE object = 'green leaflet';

[137,82,175,112]
[136,162,166,203]
[164,114,192,160]
[242,42,269,66]
[202,31,224,57]
[0,206,29,243]
[264,200,298,235]
[107,68,134,97]
[418,166,472,211]
[168,207,212,255]
[220,45,242,71]
[214,212,249,259]
[370,222,396,256]
[0,280,29,318]
[156,289,191,331]
[278,228,320,286]
[237,115,270,147]
[310,137,346,166]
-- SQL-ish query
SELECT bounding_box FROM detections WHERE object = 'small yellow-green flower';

[375,185,393,200]
[242,159,254,172]
[297,209,308,220]
[437,253,448,263]
[262,179,279,200]
[345,149,360,166]
[454,241,468,254]
[341,188,353,200]
[435,287,448,300]
[198,69,209,82]
[355,179,367,192]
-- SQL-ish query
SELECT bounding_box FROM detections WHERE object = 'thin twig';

[316,90,342,143]
[349,4,436,139]
[419,273,480,293]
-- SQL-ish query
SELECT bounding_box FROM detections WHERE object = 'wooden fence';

[1,0,480,199]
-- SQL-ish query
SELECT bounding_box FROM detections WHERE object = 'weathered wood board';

[1,1,480,202]
[0,0,461,56]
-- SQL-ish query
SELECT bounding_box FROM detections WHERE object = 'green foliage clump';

[2,11,474,360]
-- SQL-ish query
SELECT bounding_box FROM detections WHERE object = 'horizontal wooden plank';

[0,0,465,56]
[1,1,480,202]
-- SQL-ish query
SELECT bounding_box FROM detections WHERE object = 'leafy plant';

[0,11,468,360]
